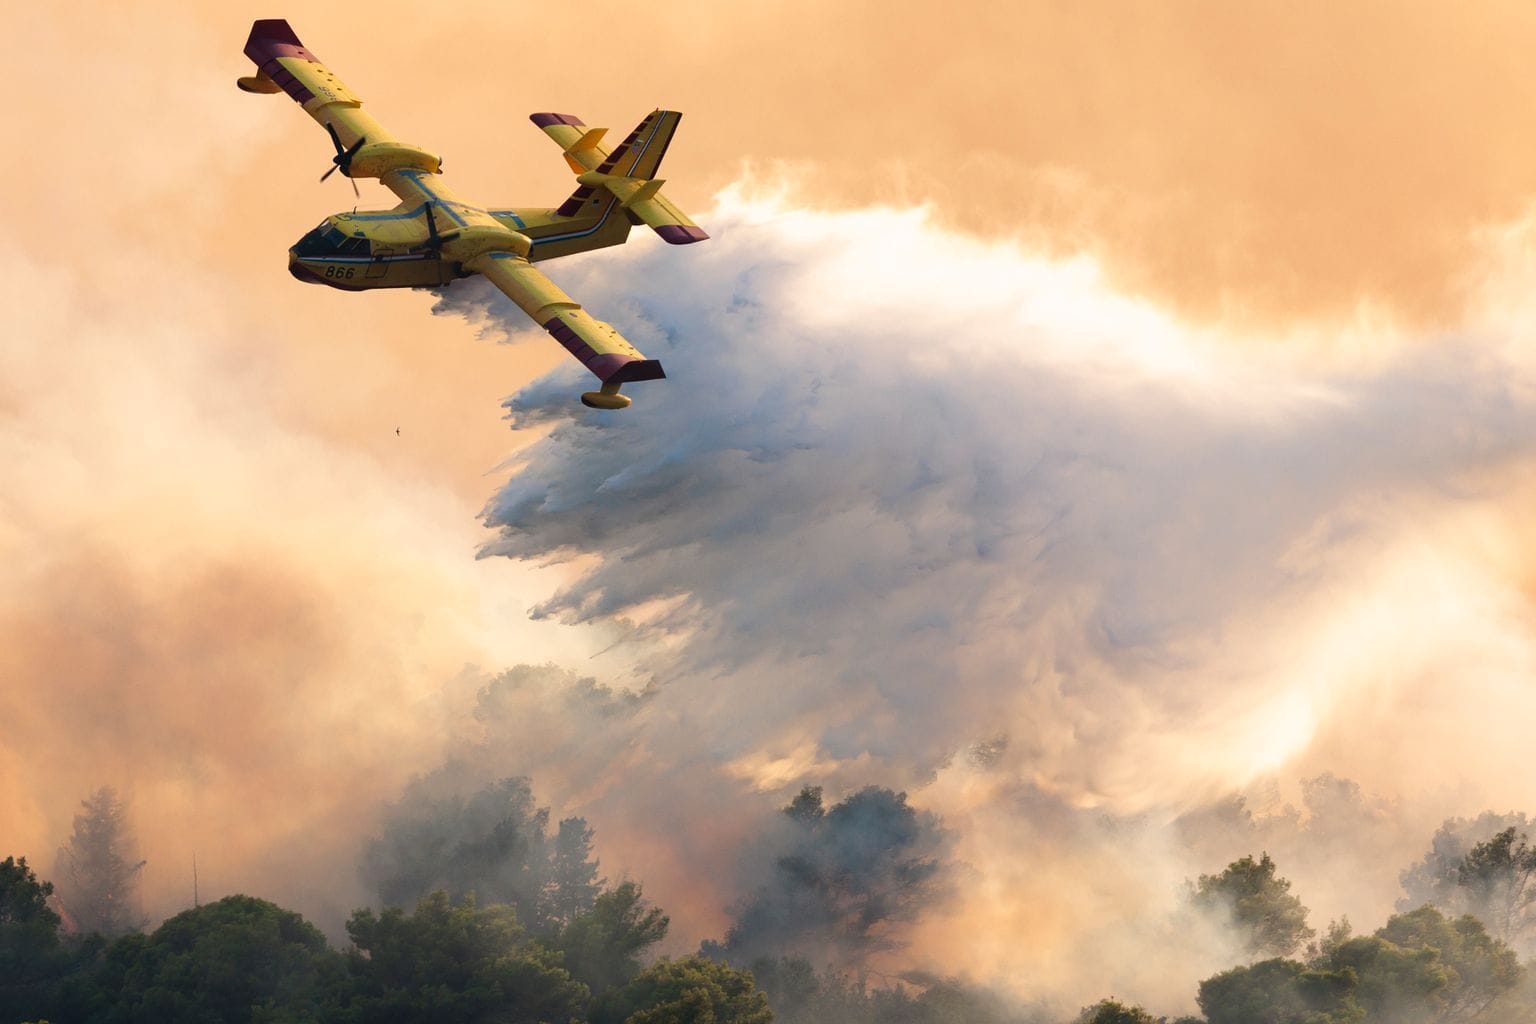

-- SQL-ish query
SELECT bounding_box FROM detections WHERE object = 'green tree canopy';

[1399,814,1531,923]
[0,856,72,1023]
[336,890,586,1024]
[1197,957,1362,1024]
[1075,997,1163,1023]
[556,880,670,998]
[86,895,338,1024]
[1320,934,1450,1023]
[748,957,1025,1024]
[334,890,586,1024]
[1374,905,1521,1021]
[746,956,821,1023]
[592,957,771,1024]
[1453,827,1536,946]
[543,816,605,930]
[1193,853,1315,959]
[1302,905,1524,1023]
[0,856,60,934]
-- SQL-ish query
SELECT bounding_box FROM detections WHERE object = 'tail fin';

[530,110,709,245]
[596,109,680,182]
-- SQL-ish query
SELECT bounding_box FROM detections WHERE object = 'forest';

[7,779,1536,1023]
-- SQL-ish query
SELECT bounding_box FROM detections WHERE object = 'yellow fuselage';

[288,179,635,291]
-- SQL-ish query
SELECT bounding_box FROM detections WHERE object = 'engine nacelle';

[348,141,442,178]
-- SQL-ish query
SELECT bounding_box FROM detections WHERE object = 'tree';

[1301,906,1524,1024]
[707,786,951,969]
[1193,853,1315,959]
[1400,813,1531,916]
[783,786,825,825]
[1375,906,1521,1021]
[362,776,552,929]
[750,957,1022,1024]
[0,856,72,1022]
[1321,934,1450,1023]
[1453,827,1536,946]
[878,976,1020,1024]
[1075,999,1163,1024]
[542,817,605,930]
[334,890,587,1024]
[593,957,771,1024]
[1197,958,1362,1024]
[747,956,821,1023]
[83,895,339,1024]
[54,787,146,938]
[556,880,670,997]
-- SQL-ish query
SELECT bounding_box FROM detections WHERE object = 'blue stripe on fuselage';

[296,254,436,264]
[344,203,525,234]
[529,195,620,246]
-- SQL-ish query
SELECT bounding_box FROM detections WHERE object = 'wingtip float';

[240,18,707,411]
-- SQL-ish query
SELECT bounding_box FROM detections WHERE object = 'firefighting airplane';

[239,19,707,410]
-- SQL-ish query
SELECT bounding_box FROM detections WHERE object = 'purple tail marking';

[655,224,709,245]
[530,113,586,128]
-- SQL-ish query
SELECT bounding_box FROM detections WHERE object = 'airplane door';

[366,248,399,279]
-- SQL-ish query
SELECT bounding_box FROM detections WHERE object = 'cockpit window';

[293,222,379,259]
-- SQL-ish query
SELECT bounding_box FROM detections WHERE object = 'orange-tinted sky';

[6,4,1536,1012]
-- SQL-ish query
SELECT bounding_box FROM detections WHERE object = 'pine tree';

[543,816,605,930]
[53,786,146,938]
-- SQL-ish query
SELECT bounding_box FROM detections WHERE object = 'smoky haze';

[428,190,1536,1007]
[7,3,1536,1017]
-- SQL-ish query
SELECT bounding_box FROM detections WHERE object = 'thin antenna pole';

[192,853,199,909]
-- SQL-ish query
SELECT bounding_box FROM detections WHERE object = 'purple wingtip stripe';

[655,224,709,245]
[606,359,666,384]
[250,19,302,45]
[542,319,664,383]
[245,20,318,67]
[588,354,632,382]
[530,113,586,128]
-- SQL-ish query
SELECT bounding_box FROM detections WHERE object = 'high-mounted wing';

[240,19,442,194]
[240,20,668,407]
[469,252,664,410]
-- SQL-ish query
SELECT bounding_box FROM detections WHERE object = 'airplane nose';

[286,250,325,284]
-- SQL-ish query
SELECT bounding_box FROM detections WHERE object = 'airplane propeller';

[322,122,366,196]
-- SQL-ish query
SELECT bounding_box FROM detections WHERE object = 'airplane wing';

[240,20,442,198]
[467,253,665,410]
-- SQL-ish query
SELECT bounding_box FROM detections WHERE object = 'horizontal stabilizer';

[532,109,709,246]
[571,128,608,153]
[625,178,665,207]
